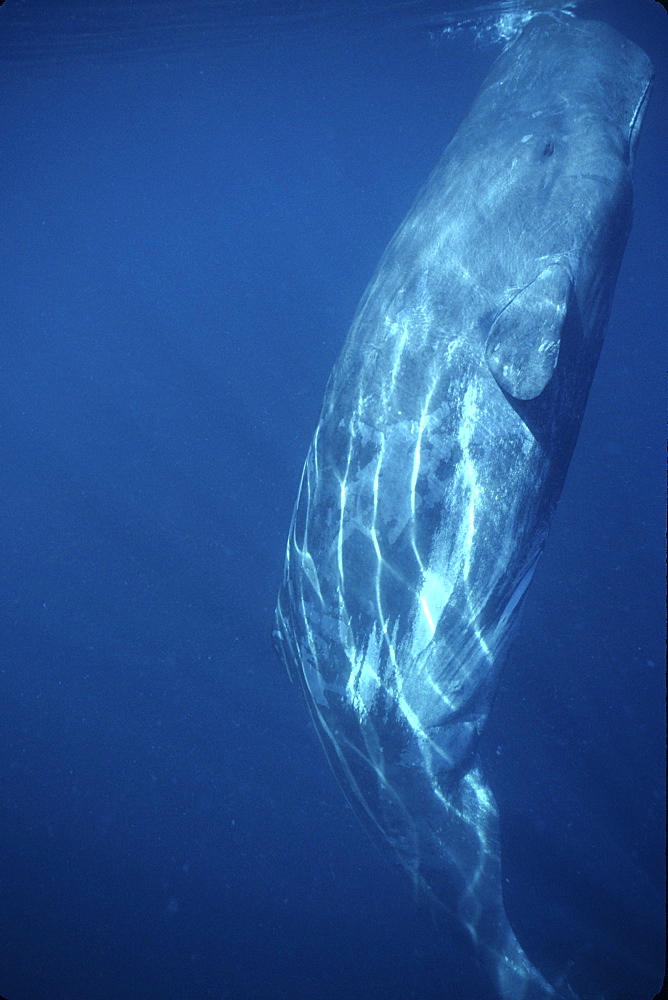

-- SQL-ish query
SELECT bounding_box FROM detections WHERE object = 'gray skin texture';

[274,15,652,1000]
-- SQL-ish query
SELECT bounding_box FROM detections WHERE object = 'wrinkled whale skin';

[274,16,652,1000]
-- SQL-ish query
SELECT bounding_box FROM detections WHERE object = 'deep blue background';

[0,2,665,999]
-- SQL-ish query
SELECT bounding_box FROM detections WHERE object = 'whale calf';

[273,15,652,1000]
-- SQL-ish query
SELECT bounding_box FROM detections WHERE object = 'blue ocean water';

[0,2,664,999]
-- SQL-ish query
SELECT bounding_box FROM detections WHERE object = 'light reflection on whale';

[274,15,652,999]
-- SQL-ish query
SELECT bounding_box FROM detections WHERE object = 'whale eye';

[543,140,555,157]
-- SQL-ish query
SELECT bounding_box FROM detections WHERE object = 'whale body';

[273,16,652,1000]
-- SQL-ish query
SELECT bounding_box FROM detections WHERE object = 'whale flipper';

[485,264,572,400]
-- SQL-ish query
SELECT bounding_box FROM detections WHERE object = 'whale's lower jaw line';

[274,13,651,1000]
